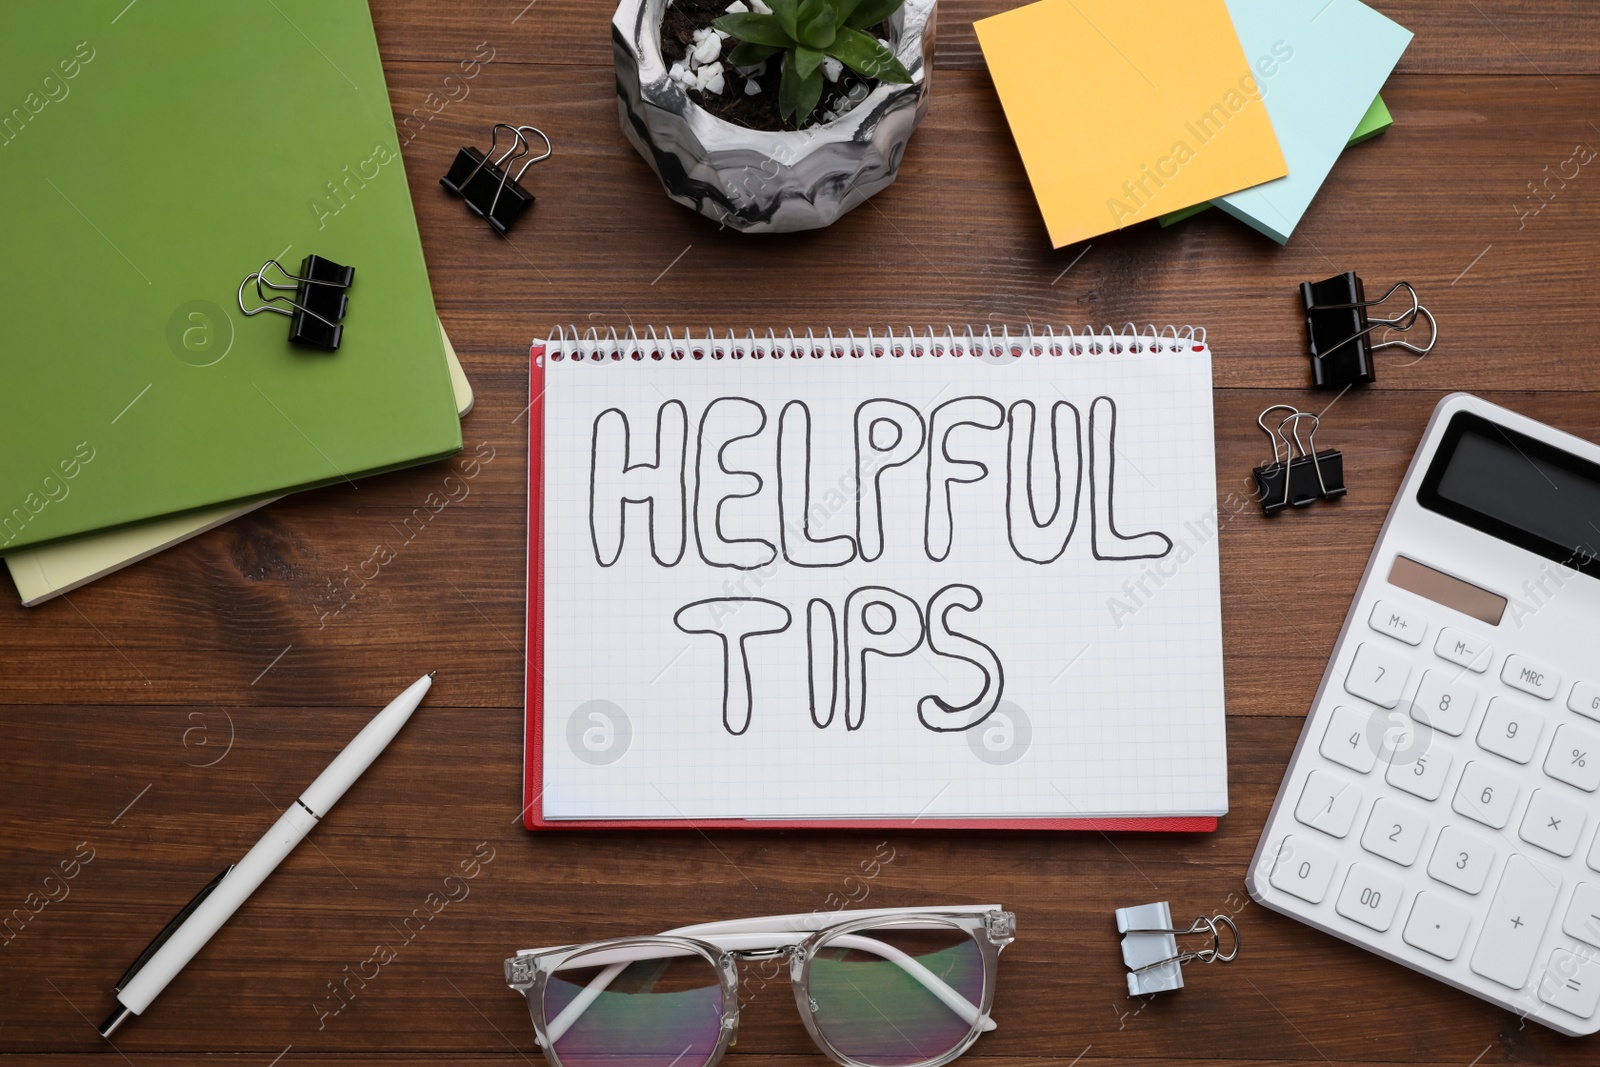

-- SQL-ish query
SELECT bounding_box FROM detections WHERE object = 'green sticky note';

[1159,92,1393,227]
[1348,94,1394,145]
[1158,202,1217,227]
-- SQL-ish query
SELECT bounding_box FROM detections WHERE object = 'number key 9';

[1476,696,1545,764]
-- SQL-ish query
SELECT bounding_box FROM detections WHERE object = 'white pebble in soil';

[724,0,749,10]
[821,55,842,82]
[697,61,726,95]
[744,78,761,95]
[691,33,722,64]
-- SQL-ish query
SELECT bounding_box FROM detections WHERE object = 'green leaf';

[712,12,795,47]
[728,41,780,67]
[844,0,903,30]
[797,0,835,48]
[831,0,867,24]
[827,26,911,82]
[778,50,825,125]
[778,50,800,121]
[796,65,824,123]
[795,45,824,79]
[767,0,800,39]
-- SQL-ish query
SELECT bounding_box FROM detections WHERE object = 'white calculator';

[1249,392,1600,1035]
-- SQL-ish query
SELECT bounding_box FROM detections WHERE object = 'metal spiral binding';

[537,324,1206,364]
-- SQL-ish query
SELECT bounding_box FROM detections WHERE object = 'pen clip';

[113,866,234,993]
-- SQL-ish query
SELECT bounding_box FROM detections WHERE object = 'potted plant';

[613,0,936,232]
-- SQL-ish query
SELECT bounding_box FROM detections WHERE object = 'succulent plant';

[713,0,911,126]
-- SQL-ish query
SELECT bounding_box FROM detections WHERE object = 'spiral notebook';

[523,326,1227,830]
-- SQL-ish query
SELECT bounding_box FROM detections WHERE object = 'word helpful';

[590,395,1173,570]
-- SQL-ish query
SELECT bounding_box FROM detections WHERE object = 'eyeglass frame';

[504,904,1018,1067]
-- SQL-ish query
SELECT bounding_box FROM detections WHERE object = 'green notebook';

[0,2,460,552]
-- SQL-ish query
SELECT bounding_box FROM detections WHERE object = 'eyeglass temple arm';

[538,931,992,1046]
[664,905,1001,938]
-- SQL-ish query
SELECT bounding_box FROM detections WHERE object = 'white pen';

[98,672,435,1038]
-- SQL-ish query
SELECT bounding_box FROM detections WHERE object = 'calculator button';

[1294,770,1363,839]
[1386,746,1453,801]
[1561,883,1600,948]
[1470,854,1560,990]
[1320,705,1379,773]
[1519,789,1587,858]
[1477,697,1546,764]
[1411,670,1478,736]
[1538,949,1600,1019]
[1428,825,1497,895]
[1344,642,1412,709]
[1435,627,1492,672]
[1403,891,1472,960]
[1336,863,1406,931]
[1269,836,1339,904]
[1503,654,1560,701]
[1369,599,1426,645]
[1361,797,1430,866]
[1544,723,1600,792]
[1588,826,1600,874]
[1451,761,1521,829]
[1571,681,1600,722]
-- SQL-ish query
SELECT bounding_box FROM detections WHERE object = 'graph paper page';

[538,341,1226,820]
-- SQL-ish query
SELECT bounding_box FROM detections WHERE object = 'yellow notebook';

[976,0,1288,247]
[4,324,473,607]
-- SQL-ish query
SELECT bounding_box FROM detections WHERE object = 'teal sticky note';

[1212,0,1412,244]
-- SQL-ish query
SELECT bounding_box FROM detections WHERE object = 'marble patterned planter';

[613,0,936,233]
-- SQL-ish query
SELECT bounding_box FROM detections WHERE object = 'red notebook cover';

[522,344,1217,832]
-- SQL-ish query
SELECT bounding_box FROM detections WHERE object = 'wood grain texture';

[2,1,1599,1065]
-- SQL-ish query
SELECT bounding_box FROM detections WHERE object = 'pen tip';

[427,671,436,678]
[98,1005,133,1039]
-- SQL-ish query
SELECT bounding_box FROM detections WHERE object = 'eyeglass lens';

[808,923,985,1067]
[543,946,723,1067]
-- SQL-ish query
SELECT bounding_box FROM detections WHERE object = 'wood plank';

[369,0,1600,75]
[1,713,1592,1062]
[1,388,1594,711]
[390,70,1600,388]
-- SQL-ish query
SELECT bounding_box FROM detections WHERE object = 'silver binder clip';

[1115,901,1239,996]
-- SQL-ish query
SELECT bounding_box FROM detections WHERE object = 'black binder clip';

[440,124,552,235]
[237,256,354,351]
[1300,272,1437,389]
[1252,405,1346,515]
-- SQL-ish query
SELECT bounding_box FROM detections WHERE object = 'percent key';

[1546,724,1600,792]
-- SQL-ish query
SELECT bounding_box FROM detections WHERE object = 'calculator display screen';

[1418,412,1600,579]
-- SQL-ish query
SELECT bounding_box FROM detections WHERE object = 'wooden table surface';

[4,1,1599,1063]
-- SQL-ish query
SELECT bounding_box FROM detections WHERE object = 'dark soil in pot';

[659,0,890,132]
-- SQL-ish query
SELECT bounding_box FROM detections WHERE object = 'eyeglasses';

[504,905,1016,1067]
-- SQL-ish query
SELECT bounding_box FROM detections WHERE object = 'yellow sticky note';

[976,0,1288,248]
